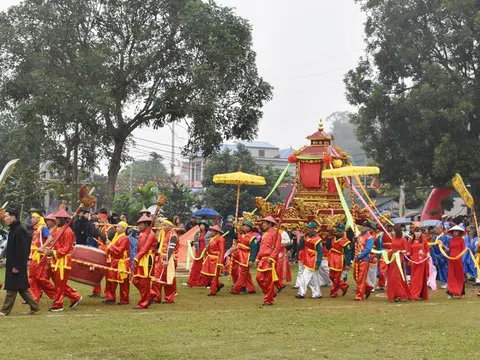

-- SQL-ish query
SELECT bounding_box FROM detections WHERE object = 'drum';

[70,245,107,286]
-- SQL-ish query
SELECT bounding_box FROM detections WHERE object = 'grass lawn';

[1,265,479,360]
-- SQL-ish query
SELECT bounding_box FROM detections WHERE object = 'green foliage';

[329,111,365,163]
[112,192,142,224]
[116,153,169,192]
[202,144,284,216]
[345,0,480,188]
[159,179,197,223]
[0,0,273,207]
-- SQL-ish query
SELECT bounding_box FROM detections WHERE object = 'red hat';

[262,216,277,225]
[210,225,222,233]
[54,209,71,218]
[136,215,153,224]
[45,213,56,221]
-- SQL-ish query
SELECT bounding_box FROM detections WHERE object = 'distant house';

[178,140,295,189]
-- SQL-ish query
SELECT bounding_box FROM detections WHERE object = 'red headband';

[98,213,108,220]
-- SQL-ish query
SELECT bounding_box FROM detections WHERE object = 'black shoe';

[217,284,225,293]
[88,293,101,298]
[132,306,147,310]
[365,291,372,299]
[49,307,64,312]
[261,303,273,306]
[295,294,305,299]
[207,293,216,296]
[148,296,157,306]
[277,285,286,293]
[102,299,115,305]
[342,287,349,297]
[247,291,257,294]
[70,296,83,309]
[240,287,247,293]
[230,291,239,295]
[473,283,480,287]
[394,297,401,302]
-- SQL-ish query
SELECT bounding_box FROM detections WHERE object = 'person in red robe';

[151,220,179,303]
[201,225,226,296]
[377,223,393,290]
[445,225,466,298]
[386,225,410,302]
[28,213,56,303]
[104,221,131,305]
[43,209,83,312]
[274,228,292,292]
[327,223,352,298]
[231,220,258,295]
[354,221,375,301]
[255,216,281,306]
[186,220,210,287]
[89,210,112,298]
[132,215,156,309]
[407,226,430,300]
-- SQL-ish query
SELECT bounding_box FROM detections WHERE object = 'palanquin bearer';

[295,222,323,299]
[132,215,156,309]
[255,216,282,306]
[377,223,393,290]
[150,219,179,304]
[28,212,56,303]
[44,209,83,312]
[274,227,292,292]
[327,223,352,298]
[318,233,332,287]
[230,220,258,295]
[201,225,226,296]
[89,209,112,298]
[354,221,374,301]
[104,221,130,305]
[367,222,383,291]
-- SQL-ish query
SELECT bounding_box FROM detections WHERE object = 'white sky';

[1,0,366,174]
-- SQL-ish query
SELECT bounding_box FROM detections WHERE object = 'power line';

[132,136,185,150]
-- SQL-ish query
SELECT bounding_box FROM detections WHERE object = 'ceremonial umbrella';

[192,208,220,218]
[321,166,380,178]
[392,217,411,225]
[213,169,266,220]
[421,219,441,228]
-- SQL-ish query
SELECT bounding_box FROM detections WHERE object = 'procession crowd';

[1,205,478,316]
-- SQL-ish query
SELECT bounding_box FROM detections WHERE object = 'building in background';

[178,140,295,189]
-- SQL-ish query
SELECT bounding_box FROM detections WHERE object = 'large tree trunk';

[104,137,126,209]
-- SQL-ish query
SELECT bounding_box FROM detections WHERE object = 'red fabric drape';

[300,162,321,189]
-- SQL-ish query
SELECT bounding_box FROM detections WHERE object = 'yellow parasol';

[213,168,266,220]
[321,166,380,178]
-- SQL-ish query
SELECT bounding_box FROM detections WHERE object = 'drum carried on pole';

[70,245,107,286]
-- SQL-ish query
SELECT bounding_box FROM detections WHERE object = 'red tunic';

[408,237,429,300]
[133,229,156,278]
[328,237,350,272]
[106,234,131,282]
[447,236,465,296]
[187,231,209,286]
[235,232,256,267]
[256,228,281,272]
[303,233,322,270]
[201,235,225,276]
[52,225,75,268]
[386,237,410,301]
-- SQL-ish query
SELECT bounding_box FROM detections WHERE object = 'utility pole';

[171,122,175,176]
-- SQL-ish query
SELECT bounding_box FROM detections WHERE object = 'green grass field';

[1,266,479,360]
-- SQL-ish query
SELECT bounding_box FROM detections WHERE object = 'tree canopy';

[0,0,272,208]
[345,0,480,188]
[202,144,285,217]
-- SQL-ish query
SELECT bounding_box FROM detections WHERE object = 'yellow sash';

[52,254,71,280]
[136,250,154,278]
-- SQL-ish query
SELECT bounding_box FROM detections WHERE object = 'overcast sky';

[1,0,366,173]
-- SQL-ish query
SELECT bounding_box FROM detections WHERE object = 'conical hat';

[136,215,152,224]
[54,208,71,218]
[262,216,277,225]
[210,225,222,233]
[448,225,465,234]
[138,207,151,215]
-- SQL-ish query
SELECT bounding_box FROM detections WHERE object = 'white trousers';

[367,264,377,288]
[295,262,305,288]
[298,267,321,298]
[318,259,332,286]
[427,266,437,289]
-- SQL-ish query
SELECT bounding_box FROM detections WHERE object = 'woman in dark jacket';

[0,208,40,316]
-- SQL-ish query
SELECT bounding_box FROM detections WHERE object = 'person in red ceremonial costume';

[230,220,258,295]
[28,213,56,303]
[150,219,179,303]
[327,223,352,298]
[89,209,112,298]
[273,227,292,292]
[386,225,410,302]
[132,215,156,309]
[185,220,210,287]
[295,222,323,299]
[354,221,375,301]
[43,209,83,312]
[445,225,466,299]
[408,226,430,301]
[201,225,226,296]
[255,216,281,306]
[377,223,393,290]
[103,221,130,305]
